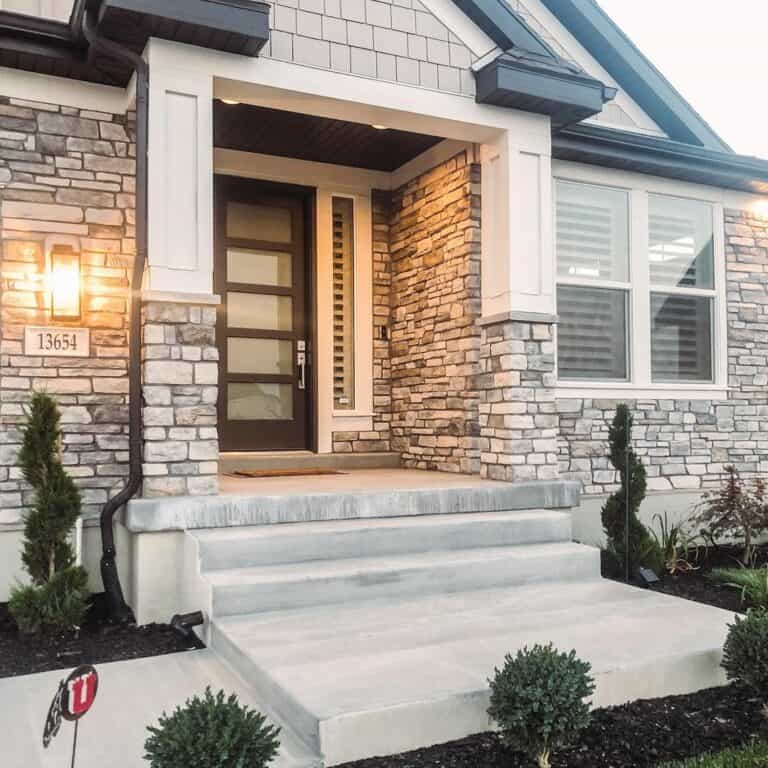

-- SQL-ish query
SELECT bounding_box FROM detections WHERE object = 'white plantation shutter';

[649,196,714,289]
[651,294,712,381]
[556,181,628,282]
[557,286,628,379]
[555,181,630,381]
[332,197,355,409]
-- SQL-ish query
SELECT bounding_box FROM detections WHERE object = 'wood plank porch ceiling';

[213,101,444,173]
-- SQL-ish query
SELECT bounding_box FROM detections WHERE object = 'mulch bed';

[0,593,204,679]
[647,543,768,613]
[337,684,766,768]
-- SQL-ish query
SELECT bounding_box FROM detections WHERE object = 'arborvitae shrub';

[601,404,663,576]
[144,687,281,768]
[9,391,88,632]
[488,643,595,768]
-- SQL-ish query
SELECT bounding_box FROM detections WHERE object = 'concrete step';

[210,580,734,766]
[192,510,573,571]
[208,541,600,616]
[220,451,401,473]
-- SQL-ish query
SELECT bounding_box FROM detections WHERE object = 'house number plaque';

[25,326,90,358]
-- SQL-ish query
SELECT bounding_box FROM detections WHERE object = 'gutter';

[81,10,147,624]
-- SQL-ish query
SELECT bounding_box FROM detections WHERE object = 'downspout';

[81,12,148,624]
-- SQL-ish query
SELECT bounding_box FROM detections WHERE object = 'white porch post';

[478,118,560,482]
[140,46,220,497]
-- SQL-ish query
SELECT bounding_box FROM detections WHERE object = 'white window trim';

[553,174,729,400]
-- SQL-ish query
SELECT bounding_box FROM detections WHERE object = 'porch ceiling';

[213,101,444,173]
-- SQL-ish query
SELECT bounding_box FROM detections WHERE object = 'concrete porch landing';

[124,470,581,532]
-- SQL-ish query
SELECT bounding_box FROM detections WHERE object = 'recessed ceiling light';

[371,124,388,130]
[221,99,240,105]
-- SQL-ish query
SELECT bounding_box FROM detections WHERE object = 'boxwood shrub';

[488,643,595,768]
[144,687,280,768]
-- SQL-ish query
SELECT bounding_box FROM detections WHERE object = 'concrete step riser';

[199,514,573,571]
[212,548,600,617]
[317,648,728,766]
[210,622,322,757]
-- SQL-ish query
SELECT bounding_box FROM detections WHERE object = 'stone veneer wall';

[141,300,219,497]
[388,150,482,473]
[332,190,392,453]
[0,97,135,523]
[558,209,768,495]
[478,318,559,482]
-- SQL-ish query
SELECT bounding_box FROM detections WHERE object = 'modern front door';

[215,176,313,451]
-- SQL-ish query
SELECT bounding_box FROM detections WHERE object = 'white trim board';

[0,66,129,114]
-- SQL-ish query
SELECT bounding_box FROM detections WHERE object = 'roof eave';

[554,124,768,193]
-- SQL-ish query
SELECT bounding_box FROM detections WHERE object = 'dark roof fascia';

[92,0,270,57]
[476,50,615,127]
[537,0,730,152]
[553,124,768,194]
[451,0,555,56]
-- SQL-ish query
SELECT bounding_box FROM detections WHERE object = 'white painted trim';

[417,0,499,58]
[147,64,214,293]
[553,171,729,391]
[147,39,536,142]
[141,290,221,306]
[555,384,729,401]
[0,66,129,114]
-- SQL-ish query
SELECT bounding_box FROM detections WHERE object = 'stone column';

[141,295,219,497]
[478,315,558,482]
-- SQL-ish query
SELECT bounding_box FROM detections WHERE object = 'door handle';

[297,342,306,390]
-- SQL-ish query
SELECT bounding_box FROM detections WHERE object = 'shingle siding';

[262,0,477,97]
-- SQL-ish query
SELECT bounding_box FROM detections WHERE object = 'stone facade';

[262,0,475,97]
[142,300,219,497]
[0,97,135,523]
[388,150,482,473]
[558,209,768,495]
[332,190,392,454]
[478,318,559,482]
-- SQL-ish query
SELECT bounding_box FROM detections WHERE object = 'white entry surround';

[142,37,558,451]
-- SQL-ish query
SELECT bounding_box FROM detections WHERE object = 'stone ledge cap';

[142,290,221,306]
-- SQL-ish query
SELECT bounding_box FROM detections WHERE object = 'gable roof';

[456,0,729,152]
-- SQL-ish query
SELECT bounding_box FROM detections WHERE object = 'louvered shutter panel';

[332,197,355,409]
[651,293,712,381]
[649,196,714,289]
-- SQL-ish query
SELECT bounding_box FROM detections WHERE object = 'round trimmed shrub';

[144,687,281,768]
[488,643,595,768]
[722,609,768,694]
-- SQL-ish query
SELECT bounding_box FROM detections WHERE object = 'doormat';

[226,468,347,479]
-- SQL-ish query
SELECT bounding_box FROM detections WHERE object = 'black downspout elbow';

[82,13,148,624]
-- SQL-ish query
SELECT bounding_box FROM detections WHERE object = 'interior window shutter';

[332,197,355,409]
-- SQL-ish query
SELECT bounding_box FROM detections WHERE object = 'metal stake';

[70,720,79,768]
[625,409,631,584]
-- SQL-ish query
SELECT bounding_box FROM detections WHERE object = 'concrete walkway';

[2,650,319,768]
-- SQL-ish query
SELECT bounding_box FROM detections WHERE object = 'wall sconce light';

[50,244,82,321]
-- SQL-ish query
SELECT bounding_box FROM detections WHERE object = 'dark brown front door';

[215,176,312,451]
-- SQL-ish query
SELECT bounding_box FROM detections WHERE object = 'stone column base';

[141,296,220,497]
[478,318,558,482]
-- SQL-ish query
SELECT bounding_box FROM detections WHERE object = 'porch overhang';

[0,0,270,86]
[553,124,768,194]
[474,48,616,128]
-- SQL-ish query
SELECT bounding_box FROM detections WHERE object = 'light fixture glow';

[371,124,388,130]
[50,245,82,321]
[751,199,768,220]
[221,98,241,105]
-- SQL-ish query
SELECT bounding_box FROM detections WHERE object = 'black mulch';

[646,543,768,614]
[337,684,766,768]
[0,593,204,679]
